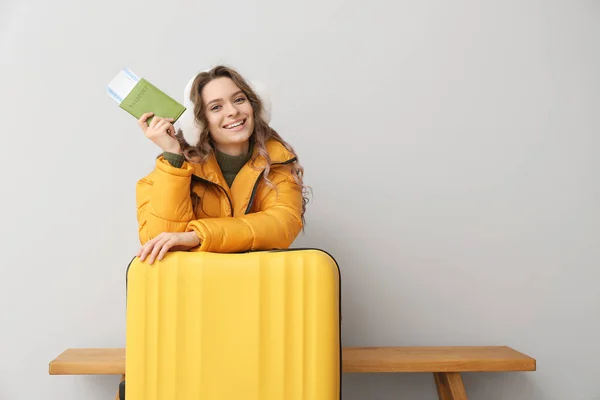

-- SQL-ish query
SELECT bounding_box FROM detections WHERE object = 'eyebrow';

[206,90,245,107]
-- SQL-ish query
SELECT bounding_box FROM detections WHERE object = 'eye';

[210,104,221,111]
[234,97,246,103]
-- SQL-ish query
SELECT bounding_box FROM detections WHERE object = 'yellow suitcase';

[125,249,341,400]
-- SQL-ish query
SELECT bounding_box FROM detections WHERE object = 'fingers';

[138,113,175,142]
[138,239,155,262]
[165,122,175,136]
[138,235,173,265]
[156,239,174,262]
[138,233,163,262]
[155,119,169,130]
[138,112,154,132]
[150,116,174,126]
[137,232,182,264]
[158,120,176,136]
[149,115,162,129]
[146,117,175,135]
[151,236,172,264]
[139,112,153,123]
[136,241,151,258]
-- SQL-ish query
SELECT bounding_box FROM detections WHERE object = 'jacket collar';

[191,138,296,188]
[190,138,297,216]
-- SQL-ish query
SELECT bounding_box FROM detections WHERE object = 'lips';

[223,119,246,129]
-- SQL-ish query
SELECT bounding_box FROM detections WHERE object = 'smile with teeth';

[224,119,246,129]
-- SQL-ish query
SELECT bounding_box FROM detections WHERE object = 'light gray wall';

[1,0,598,398]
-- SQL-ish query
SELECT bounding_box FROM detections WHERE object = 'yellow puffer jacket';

[136,139,304,253]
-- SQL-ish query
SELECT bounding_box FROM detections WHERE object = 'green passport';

[107,68,186,124]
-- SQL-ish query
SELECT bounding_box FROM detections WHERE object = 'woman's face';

[202,77,255,155]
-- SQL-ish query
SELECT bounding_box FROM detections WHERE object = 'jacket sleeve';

[136,156,196,244]
[186,176,303,253]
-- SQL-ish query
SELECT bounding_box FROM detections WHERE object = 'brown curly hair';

[174,65,310,222]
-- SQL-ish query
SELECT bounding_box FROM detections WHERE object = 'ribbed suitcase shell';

[125,249,341,400]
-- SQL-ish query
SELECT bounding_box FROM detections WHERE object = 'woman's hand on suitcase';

[137,232,201,264]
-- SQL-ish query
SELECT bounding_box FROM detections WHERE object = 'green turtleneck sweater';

[163,144,252,187]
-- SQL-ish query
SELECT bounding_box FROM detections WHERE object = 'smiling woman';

[133,65,310,265]
[203,81,254,155]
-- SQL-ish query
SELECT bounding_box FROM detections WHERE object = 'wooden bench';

[49,346,535,399]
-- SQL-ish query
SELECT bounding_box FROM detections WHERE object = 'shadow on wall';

[292,222,420,347]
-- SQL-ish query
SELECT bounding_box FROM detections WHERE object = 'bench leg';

[115,374,125,400]
[434,372,468,400]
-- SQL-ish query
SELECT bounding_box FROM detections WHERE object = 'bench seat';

[49,346,535,399]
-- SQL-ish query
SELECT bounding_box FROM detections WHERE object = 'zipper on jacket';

[244,157,297,214]
[191,175,234,217]
[190,156,297,216]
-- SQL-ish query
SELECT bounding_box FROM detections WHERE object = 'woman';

[134,65,309,265]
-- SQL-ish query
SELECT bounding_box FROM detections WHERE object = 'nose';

[224,102,239,117]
